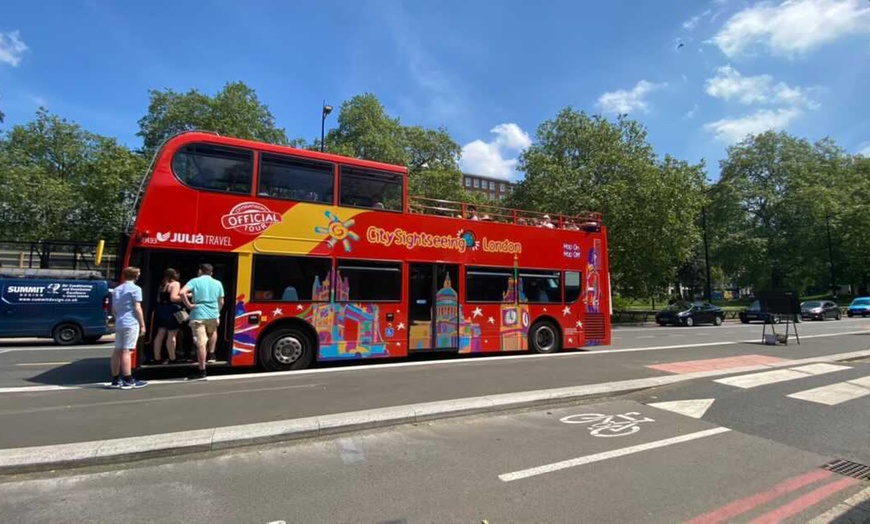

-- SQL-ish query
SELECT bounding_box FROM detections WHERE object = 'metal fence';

[611,309,743,324]
[0,240,118,281]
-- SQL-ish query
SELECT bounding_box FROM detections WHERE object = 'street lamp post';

[826,208,837,298]
[320,101,333,152]
[702,205,712,302]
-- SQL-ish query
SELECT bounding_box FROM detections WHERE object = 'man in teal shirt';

[180,263,225,380]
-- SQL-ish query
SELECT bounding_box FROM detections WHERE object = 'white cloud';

[460,123,531,180]
[683,104,700,120]
[712,0,870,57]
[597,80,666,114]
[0,31,27,67]
[705,66,816,107]
[858,142,870,156]
[704,108,802,143]
[683,9,712,30]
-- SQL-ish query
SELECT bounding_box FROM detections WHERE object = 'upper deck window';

[171,143,254,195]
[339,166,403,211]
[258,153,334,204]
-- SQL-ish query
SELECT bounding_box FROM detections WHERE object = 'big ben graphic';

[500,277,529,351]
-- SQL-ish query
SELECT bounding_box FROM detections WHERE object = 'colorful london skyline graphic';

[233,242,598,359]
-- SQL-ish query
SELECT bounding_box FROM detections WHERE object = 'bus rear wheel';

[259,326,315,371]
[529,320,561,354]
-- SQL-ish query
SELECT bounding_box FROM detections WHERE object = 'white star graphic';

[296,305,304,311]
[543,307,548,312]
[272,307,283,316]
[563,306,571,316]
[576,320,583,328]
[472,307,483,318]
[487,316,495,324]
[568,338,574,344]
[396,342,401,347]
[397,322,406,330]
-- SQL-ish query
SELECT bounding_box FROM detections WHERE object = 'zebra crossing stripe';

[787,376,870,406]
[714,364,851,389]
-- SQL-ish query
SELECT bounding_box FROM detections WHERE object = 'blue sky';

[1,0,869,181]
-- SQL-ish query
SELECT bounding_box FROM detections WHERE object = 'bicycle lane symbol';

[560,412,655,437]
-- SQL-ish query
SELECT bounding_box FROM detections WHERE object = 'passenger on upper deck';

[467,206,480,221]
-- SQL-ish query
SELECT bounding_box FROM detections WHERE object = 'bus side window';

[258,153,334,204]
[339,165,403,211]
[171,143,253,195]
[252,255,331,302]
[565,271,582,303]
[520,270,562,303]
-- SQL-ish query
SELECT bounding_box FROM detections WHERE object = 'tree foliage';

[137,81,288,153]
[707,131,855,292]
[325,94,466,201]
[507,109,707,298]
[0,109,146,242]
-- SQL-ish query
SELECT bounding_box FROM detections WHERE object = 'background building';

[463,173,515,201]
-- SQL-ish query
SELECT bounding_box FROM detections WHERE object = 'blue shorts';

[115,327,140,350]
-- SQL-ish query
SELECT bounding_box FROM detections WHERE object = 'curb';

[3,348,870,475]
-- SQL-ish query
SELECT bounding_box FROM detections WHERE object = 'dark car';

[738,300,782,324]
[656,301,725,327]
[800,300,840,321]
[847,297,870,317]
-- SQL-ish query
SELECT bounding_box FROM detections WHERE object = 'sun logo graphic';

[458,230,480,251]
[314,210,359,252]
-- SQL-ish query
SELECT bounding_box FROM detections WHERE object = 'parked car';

[0,269,114,345]
[738,300,782,324]
[800,300,841,321]
[847,297,870,317]
[656,301,725,327]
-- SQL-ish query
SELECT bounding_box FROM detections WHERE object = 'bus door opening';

[408,263,460,352]
[135,249,237,367]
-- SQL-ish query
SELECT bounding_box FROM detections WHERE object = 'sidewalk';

[2,337,869,474]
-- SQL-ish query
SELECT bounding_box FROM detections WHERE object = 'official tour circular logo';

[221,202,282,235]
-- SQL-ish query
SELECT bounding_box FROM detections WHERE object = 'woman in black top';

[153,268,183,364]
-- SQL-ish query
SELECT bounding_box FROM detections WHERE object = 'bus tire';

[53,323,83,346]
[259,326,315,371]
[529,320,561,354]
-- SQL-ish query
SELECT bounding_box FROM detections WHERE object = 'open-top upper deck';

[130,131,606,271]
[133,131,602,229]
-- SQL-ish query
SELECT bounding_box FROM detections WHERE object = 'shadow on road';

[0,340,114,349]
[25,357,106,385]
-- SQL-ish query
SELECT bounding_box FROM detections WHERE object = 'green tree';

[326,94,466,202]
[0,108,146,241]
[508,108,707,299]
[137,81,288,153]
[838,156,870,292]
[707,132,851,292]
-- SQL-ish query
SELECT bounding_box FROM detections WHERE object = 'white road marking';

[498,427,731,482]
[647,399,715,419]
[808,485,870,523]
[0,334,867,395]
[714,364,851,389]
[788,376,870,405]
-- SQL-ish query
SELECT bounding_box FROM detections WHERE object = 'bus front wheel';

[259,326,315,371]
[529,321,561,354]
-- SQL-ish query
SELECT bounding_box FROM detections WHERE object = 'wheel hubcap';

[60,328,75,342]
[536,327,555,351]
[273,336,304,364]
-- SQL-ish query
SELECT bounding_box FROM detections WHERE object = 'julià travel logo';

[145,231,232,247]
[221,202,282,234]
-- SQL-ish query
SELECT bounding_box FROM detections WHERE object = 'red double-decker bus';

[124,131,611,371]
